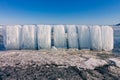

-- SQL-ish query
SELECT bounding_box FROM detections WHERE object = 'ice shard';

[78,25,90,49]
[101,26,113,51]
[4,25,21,50]
[66,25,78,48]
[54,25,67,48]
[21,25,36,49]
[37,25,51,49]
[89,25,102,50]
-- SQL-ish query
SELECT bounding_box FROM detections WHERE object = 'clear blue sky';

[0,0,120,25]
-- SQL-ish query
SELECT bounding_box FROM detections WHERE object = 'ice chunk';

[4,25,21,50]
[54,25,67,48]
[21,25,36,49]
[89,25,102,50]
[78,25,90,49]
[101,26,113,51]
[37,25,51,49]
[66,25,78,48]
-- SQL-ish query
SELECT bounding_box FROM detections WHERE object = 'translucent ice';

[21,25,36,49]
[37,25,51,49]
[66,25,78,48]
[54,25,67,48]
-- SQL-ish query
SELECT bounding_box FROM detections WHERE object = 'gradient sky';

[0,0,120,25]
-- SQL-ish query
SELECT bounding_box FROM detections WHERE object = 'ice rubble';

[89,25,102,50]
[66,25,78,48]
[101,26,113,51]
[54,25,67,48]
[37,25,51,49]
[21,25,36,50]
[78,25,90,49]
[4,25,21,50]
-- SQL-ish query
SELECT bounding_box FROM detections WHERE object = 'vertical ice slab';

[101,26,113,51]
[54,25,67,48]
[21,25,36,49]
[78,25,90,49]
[37,25,51,49]
[66,25,78,48]
[89,25,102,50]
[0,26,5,50]
[4,25,21,50]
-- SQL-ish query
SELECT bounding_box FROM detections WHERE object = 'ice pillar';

[66,25,78,48]
[54,25,67,48]
[37,25,51,49]
[78,25,90,49]
[4,25,21,50]
[89,25,102,50]
[21,25,36,49]
[101,26,113,51]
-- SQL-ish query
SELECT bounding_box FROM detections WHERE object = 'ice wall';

[101,26,113,51]
[4,25,21,50]
[2,25,114,51]
[89,25,102,51]
[21,25,36,49]
[54,25,67,48]
[37,25,51,49]
[78,25,90,49]
[66,25,78,48]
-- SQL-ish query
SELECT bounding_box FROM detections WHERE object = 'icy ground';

[0,49,120,80]
[0,49,119,70]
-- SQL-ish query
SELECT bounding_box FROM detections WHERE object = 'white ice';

[21,25,36,49]
[37,25,51,49]
[66,25,78,48]
[54,25,67,48]
[89,25,102,50]
[101,26,113,51]
[4,25,21,50]
[78,25,90,49]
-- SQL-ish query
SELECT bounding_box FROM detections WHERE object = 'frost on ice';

[66,25,78,48]
[78,25,90,49]
[89,25,102,50]
[21,25,36,50]
[101,26,113,51]
[54,25,67,48]
[37,25,51,49]
[4,25,21,50]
